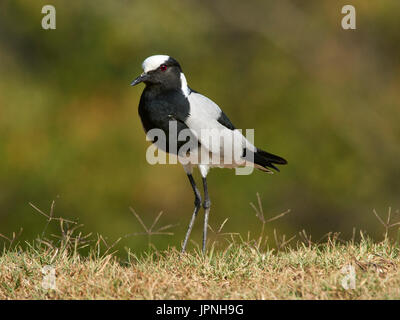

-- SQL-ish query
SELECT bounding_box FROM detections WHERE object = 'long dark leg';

[181,174,202,253]
[202,177,211,254]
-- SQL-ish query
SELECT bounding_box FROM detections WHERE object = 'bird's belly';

[176,144,248,168]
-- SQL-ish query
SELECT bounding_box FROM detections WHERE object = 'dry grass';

[0,236,399,299]
[0,198,399,300]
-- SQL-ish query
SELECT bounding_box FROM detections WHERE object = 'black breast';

[138,87,197,155]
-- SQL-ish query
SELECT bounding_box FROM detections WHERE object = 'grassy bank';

[1,232,399,299]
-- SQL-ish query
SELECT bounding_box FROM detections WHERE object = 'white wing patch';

[187,92,222,122]
[185,92,256,165]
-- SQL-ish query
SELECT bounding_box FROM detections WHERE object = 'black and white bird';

[131,55,287,253]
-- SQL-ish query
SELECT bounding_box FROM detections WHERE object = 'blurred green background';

[1,0,399,252]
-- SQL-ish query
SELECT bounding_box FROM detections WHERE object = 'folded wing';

[184,92,255,164]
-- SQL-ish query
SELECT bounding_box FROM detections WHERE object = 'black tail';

[252,148,287,172]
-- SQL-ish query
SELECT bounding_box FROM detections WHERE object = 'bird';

[131,55,287,254]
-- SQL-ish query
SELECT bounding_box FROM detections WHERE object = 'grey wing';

[184,92,256,159]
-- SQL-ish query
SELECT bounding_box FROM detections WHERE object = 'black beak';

[131,73,148,86]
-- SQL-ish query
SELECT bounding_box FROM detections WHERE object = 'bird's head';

[131,55,183,89]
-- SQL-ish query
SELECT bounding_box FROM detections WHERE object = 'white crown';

[142,55,170,73]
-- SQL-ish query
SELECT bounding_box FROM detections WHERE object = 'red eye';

[160,64,167,71]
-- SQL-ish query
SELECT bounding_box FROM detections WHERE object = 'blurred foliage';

[1,0,399,252]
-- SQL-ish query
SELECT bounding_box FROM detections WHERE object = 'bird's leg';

[202,177,211,254]
[181,174,202,253]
